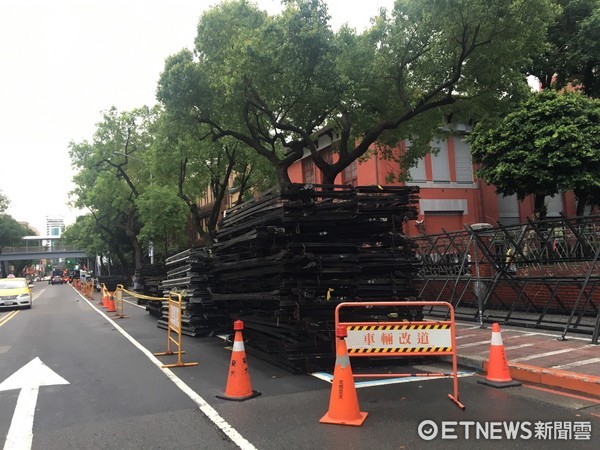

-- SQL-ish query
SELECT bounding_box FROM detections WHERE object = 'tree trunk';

[534,194,547,219]
[575,190,588,217]
[130,236,143,275]
[276,162,292,186]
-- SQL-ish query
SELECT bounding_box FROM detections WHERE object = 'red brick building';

[288,126,578,238]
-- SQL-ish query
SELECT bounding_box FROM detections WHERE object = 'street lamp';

[112,151,154,264]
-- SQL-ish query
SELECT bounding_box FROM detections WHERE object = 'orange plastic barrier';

[153,292,198,369]
[334,301,465,410]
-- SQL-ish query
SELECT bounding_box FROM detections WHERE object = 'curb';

[444,355,600,398]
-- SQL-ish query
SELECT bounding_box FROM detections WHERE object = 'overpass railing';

[1,245,83,254]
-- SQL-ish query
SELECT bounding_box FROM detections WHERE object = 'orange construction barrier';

[217,320,261,401]
[320,325,368,426]
[102,287,108,308]
[154,292,198,368]
[478,323,521,388]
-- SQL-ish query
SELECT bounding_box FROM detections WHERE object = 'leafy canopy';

[158,0,559,185]
[469,90,600,215]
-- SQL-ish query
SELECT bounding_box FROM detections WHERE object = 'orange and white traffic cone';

[216,320,261,401]
[320,325,368,426]
[106,293,117,313]
[478,323,521,388]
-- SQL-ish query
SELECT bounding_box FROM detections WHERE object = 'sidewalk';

[445,321,600,397]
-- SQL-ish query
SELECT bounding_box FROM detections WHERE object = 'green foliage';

[0,213,31,248]
[529,0,600,97]
[469,90,600,214]
[69,106,158,271]
[158,0,559,185]
[0,190,9,213]
[135,185,189,251]
[61,214,110,258]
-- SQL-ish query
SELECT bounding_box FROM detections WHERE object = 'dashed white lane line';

[511,348,579,363]
[550,357,600,370]
[75,289,256,450]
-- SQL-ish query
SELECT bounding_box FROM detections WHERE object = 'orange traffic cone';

[102,290,108,308]
[478,323,521,388]
[320,325,368,426]
[216,320,261,401]
[106,293,117,313]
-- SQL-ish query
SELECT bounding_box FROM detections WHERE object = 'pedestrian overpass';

[0,246,86,261]
[0,236,86,262]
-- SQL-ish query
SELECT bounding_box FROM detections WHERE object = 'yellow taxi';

[0,277,32,309]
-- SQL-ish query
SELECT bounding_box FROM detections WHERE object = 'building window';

[453,137,474,183]
[408,158,426,183]
[302,158,315,184]
[342,160,358,186]
[405,140,426,183]
[431,139,450,183]
[497,194,520,225]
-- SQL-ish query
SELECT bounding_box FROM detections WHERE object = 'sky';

[0,0,395,235]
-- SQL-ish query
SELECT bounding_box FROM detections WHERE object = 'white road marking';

[458,341,490,348]
[123,298,146,309]
[0,357,69,450]
[511,348,579,363]
[453,321,590,342]
[455,333,478,340]
[75,290,256,450]
[311,371,475,388]
[501,343,536,351]
[550,357,600,370]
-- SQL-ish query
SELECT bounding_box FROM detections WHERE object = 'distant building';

[18,222,39,235]
[46,217,65,238]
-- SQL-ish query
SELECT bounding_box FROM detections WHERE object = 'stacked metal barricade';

[157,247,229,336]
[208,184,421,371]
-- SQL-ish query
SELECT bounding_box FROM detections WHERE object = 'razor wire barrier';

[413,214,600,343]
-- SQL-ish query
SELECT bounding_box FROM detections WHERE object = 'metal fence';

[413,214,600,344]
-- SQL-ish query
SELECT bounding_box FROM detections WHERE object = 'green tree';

[61,214,111,271]
[529,0,600,97]
[0,214,31,248]
[135,185,189,255]
[469,90,600,218]
[69,107,157,274]
[0,190,9,213]
[150,108,276,245]
[158,0,558,186]
[0,213,33,276]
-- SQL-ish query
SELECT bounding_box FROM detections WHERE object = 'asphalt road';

[0,284,598,449]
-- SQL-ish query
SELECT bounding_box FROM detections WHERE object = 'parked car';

[50,275,64,285]
[0,277,32,309]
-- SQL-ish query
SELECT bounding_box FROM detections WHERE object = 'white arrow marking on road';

[0,357,69,450]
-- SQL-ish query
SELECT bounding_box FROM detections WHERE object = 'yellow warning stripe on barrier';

[348,324,450,331]
[349,347,452,354]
